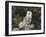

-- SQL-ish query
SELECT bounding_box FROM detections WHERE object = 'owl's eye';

[29,13,30,15]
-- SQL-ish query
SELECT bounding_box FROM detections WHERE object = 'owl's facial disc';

[27,11,32,17]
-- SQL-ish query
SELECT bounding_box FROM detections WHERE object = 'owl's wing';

[19,16,27,28]
[19,15,32,29]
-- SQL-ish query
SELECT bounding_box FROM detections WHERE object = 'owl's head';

[26,11,32,17]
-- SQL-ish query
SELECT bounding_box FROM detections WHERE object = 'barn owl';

[18,11,32,29]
